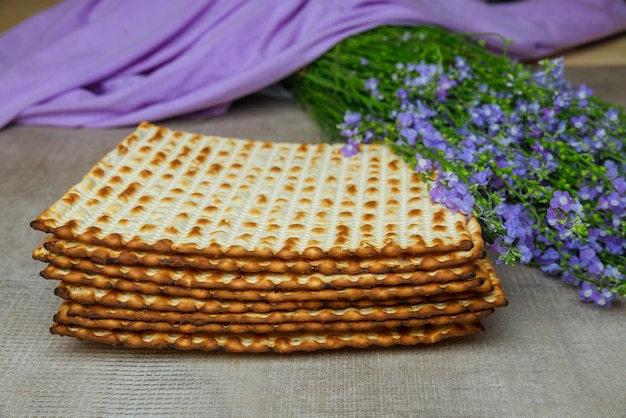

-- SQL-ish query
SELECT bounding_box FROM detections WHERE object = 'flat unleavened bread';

[49,321,484,352]
[34,243,480,290]
[55,301,493,334]
[40,235,485,275]
[31,122,483,260]
[41,264,492,303]
[51,266,506,322]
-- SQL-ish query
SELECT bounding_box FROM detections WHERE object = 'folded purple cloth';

[1,0,624,129]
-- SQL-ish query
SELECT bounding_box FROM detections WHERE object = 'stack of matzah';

[31,122,507,353]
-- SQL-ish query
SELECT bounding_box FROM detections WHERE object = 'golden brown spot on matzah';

[96,215,110,223]
[320,198,333,208]
[299,198,312,205]
[176,213,190,222]
[315,211,327,220]
[257,195,268,205]
[302,186,315,194]
[161,197,175,205]
[118,182,140,202]
[97,186,113,199]
[364,200,378,210]
[92,167,105,179]
[284,237,300,248]
[360,225,374,233]
[336,225,349,233]
[243,221,257,229]
[118,219,129,227]
[293,211,307,222]
[365,187,378,197]
[283,184,295,193]
[270,166,282,173]
[362,213,375,222]
[238,233,253,241]
[217,150,229,157]
[367,177,378,185]
[107,175,122,186]
[291,166,302,173]
[130,205,144,215]
[288,224,305,231]
[248,207,262,217]
[161,173,174,181]
[433,225,447,232]
[139,223,154,232]
[326,175,337,183]
[387,159,400,171]
[202,205,218,215]
[86,198,99,207]
[409,186,422,194]
[388,178,400,186]
[339,211,352,220]
[169,159,183,170]
[220,183,232,191]
[346,184,357,197]
[208,163,223,175]
[197,218,210,226]
[312,227,325,235]
[165,226,179,235]
[172,131,183,140]
[408,208,422,217]
[433,209,446,225]
[138,169,153,180]
[218,219,230,227]
[60,192,80,205]
[116,144,129,155]
[387,199,399,206]
[170,188,185,195]
[119,165,133,175]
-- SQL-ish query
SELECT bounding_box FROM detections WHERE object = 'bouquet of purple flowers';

[288,25,625,306]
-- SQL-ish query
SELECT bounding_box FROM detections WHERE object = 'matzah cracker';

[40,264,491,302]
[56,301,493,334]
[50,321,484,352]
[31,122,483,260]
[54,279,494,312]
[34,244,479,290]
[52,269,507,322]
[41,235,485,275]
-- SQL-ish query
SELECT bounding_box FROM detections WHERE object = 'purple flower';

[550,191,575,212]
[400,127,417,145]
[575,84,593,107]
[365,77,379,92]
[341,138,359,157]
[360,57,369,66]
[437,76,457,100]
[414,153,433,171]
[579,282,614,307]
[397,111,413,127]
[343,110,361,126]
[605,108,619,122]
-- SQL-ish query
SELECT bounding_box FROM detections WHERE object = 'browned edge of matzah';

[55,300,493,334]
[49,321,485,353]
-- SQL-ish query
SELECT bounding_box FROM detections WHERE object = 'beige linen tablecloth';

[1,68,625,417]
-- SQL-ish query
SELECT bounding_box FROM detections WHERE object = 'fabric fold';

[1,0,624,129]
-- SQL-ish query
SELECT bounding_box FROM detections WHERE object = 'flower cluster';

[289,25,626,306]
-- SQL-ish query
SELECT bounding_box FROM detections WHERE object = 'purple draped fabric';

[0,0,625,129]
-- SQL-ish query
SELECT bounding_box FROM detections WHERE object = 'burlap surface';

[1,68,625,417]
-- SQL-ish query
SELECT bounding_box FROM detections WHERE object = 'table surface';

[1,67,625,417]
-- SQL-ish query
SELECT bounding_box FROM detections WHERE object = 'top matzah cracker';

[31,122,481,260]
